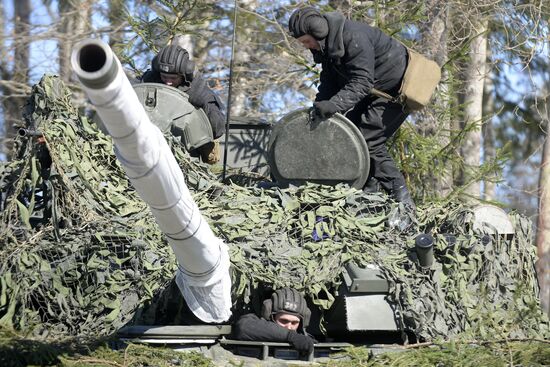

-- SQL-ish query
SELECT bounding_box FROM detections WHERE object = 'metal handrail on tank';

[71,38,232,323]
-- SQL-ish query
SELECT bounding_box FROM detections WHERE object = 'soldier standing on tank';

[287,7,415,211]
[232,288,316,357]
[141,44,225,165]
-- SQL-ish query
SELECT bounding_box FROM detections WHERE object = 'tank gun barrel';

[70,39,118,89]
[71,39,231,323]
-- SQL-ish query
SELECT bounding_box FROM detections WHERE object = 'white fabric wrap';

[79,58,231,323]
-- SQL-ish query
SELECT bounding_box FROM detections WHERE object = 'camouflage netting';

[0,75,548,341]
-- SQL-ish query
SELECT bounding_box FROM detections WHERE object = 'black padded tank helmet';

[152,44,195,81]
[261,288,311,332]
[288,7,329,40]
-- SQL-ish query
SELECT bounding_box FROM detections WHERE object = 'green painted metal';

[268,108,369,189]
[133,82,213,151]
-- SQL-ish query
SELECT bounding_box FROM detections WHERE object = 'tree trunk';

[418,0,452,196]
[2,0,30,158]
[536,92,550,314]
[458,18,488,199]
[58,0,92,83]
[229,0,254,118]
[172,34,194,56]
[109,0,126,49]
[0,3,6,80]
[482,49,496,200]
[0,1,6,159]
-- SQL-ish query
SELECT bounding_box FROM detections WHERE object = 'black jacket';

[313,12,408,112]
[232,313,291,342]
[141,70,226,139]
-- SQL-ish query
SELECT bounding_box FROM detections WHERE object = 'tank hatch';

[268,108,369,189]
[133,83,212,151]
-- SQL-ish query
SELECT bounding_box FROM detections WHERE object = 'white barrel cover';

[71,39,231,323]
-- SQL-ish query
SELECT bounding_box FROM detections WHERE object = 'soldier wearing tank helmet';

[141,44,225,164]
[288,7,415,212]
[232,288,315,356]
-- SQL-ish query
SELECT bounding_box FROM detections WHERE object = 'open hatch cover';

[268,108,369,189]
[133,83,212,151]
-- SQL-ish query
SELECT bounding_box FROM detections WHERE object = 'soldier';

[141,44,225,164]
[232,288,315,357]
[288,7,415,211]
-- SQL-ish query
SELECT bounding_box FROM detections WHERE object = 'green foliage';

[0,326,213,367]
[59,344,214,367]
[1,324,549,367]
[0,325,109,367]
[321,341,550,367]
[121,0,223,77]
[127,0,212,52]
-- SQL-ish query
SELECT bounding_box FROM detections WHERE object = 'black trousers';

[346,96,409,192]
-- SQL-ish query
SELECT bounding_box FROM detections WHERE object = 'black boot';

[363,178,382,194]
[391,183,416,212]
[387,181,417,232]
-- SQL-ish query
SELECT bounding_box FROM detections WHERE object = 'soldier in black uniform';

[232,288,316,357]
[288,7,415,211]
[141,44,225,164]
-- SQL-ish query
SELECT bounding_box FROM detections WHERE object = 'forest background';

[0,0,549,312]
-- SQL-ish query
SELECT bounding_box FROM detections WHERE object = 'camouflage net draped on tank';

[0,75,547,341]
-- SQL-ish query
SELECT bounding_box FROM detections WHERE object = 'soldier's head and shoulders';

[141,44,201,93]
[140,44,225,162]
[231,288,316,356]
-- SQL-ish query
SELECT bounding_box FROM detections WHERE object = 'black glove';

[313,100,338,120]
[286,331,314,356]
[187,79,210,108]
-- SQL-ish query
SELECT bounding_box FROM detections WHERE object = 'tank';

[0,39,546,365]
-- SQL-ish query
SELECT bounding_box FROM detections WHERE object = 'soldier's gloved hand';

[188,80,210,108]
[286,331,314,356]
[313,100,338,120]
[196,140,220,165]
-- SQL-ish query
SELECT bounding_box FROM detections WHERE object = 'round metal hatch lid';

[133,83,198,133]
[133,83,212,150]
[268,108,369,189]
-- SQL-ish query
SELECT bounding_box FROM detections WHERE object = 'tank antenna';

[222,0,238,181]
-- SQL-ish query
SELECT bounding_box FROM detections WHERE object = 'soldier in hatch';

[141,44,225,164]
[232,288,316,357]
[287,7,415,212]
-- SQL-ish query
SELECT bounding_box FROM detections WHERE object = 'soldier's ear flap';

[151,55,159,72]
[261,299,273,320]
[186,60,195,75]
[302,305,311,328]
[184,60,195,82]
